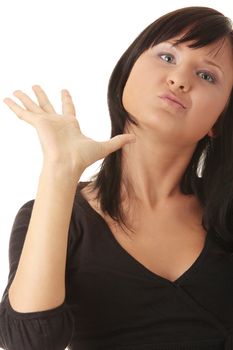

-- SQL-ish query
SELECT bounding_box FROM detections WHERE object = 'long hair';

[85,6,233,250]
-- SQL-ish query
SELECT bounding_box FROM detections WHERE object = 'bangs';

[170,23,230,50]
[147,7,233,52]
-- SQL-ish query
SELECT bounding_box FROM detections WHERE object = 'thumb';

[102,134,136,155]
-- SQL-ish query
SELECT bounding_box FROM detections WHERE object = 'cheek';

[122,77,133,111]
[194,92,226,123]
[189,93,226,139]
[122,72,143,113]
[122,65,155,113]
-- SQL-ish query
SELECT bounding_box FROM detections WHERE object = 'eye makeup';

[164,41,224,75]
[153,41,222,81]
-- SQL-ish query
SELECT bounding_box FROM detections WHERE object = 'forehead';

[163,34,233,59]
[151,35,233,73]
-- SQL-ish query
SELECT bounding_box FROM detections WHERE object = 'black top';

[1,181,233,350]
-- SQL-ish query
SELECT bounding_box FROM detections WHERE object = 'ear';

[207,95,231,139]
[207,129,216,138]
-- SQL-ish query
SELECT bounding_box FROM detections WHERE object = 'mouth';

[159,94,186,109]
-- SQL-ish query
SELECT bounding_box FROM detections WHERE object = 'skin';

[121,34,233,212]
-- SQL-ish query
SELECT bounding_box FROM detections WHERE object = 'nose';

[167,71,190,92]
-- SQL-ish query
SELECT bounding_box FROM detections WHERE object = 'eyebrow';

[164,41,224,75]
[202,59,223,74]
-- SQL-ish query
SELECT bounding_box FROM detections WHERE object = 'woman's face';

[122,35,233,144]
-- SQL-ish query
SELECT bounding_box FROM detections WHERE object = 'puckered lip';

[159,92,186,109]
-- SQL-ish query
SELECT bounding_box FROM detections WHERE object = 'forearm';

[8,162,83,313]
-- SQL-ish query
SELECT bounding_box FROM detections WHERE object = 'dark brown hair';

[85,6,233,250]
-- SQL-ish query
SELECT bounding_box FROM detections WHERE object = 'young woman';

[1,6,233,350]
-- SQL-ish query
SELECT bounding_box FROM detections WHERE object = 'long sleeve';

[0,200,75,350]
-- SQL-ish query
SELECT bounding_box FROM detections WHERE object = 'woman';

[1,5,233,350]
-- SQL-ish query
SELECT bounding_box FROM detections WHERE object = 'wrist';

[42,160,84,180]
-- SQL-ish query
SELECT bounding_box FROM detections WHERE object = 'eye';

[158,53,217,84]
[159,53,174,64]
[197,71,216,84]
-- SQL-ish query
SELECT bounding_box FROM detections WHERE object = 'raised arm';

[8,162,83,312]
[3,85,136,313]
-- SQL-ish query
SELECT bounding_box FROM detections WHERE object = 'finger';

[3,97,38,124]
[101,134,136,155]
[32,85,57,114]
[12,90,44,113]
[61,89,76,116]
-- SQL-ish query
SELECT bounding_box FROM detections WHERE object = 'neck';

[121,126,197,209]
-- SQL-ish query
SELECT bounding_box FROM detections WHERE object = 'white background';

[0,1,232,349]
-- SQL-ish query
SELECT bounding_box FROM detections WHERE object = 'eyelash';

[158,53,217,84]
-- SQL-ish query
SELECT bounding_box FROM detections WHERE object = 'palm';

[3,85,136,170]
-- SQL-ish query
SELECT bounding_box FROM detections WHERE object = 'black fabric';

[1,181,233,349]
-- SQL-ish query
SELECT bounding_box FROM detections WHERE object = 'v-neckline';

[77,181,210,287]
